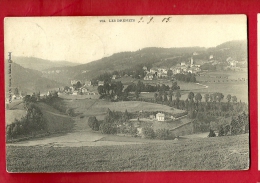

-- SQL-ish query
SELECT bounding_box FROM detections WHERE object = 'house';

[181,62,186,66]
[71,80,81,85]
[229,60,237,67]
[193,52,199,56]
[112,75,118,80]
[85,80,92,86]
[144,73,154,80]
[209,55,214,60]
[157,72,167,78]
[187,69,193,73]
[143,66,148,71]
[98,81,104,86]
[150,67,158,74]
[158,68,167,74]
[156,112,165,121]
[80,87,88,93]
[71,80,77,85]
[72,91,78,95]
[176,68,181,74]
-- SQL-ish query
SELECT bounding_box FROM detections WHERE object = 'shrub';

[129,126,138,136]
[88,116,100,131]
[142,127,155,139]
[218,125,225,137]
[208,129,216,137]
[100,123,117,134]
[155,129,171,140]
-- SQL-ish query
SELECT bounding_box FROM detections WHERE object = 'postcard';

[5,15,249,172]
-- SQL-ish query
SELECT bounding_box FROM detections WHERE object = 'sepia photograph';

[5,15,249,172]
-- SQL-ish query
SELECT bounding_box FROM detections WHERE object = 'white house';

[98,81,104,86]
[112,75,119,80]
[156,112,165,121]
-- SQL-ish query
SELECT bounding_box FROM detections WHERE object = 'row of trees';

[175,73,196,82]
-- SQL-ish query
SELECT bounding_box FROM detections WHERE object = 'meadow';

[60,97,184,121]
[6,134,249,172]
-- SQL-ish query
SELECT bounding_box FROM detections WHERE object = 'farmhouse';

[98,81,104,86]
[156,112,165,121]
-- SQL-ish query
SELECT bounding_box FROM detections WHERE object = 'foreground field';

[6,134,249,172]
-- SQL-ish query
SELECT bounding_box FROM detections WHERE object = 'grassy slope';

[6,134,249,172]
[37,102,75,133]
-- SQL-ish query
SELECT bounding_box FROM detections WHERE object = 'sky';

[4,15,247,64]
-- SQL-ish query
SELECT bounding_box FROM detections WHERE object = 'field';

[37,103,75,133]
[6,134,249,172]
[60,97,184,121]
[5,110,26,125]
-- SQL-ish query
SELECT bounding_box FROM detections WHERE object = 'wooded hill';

[5,62,63,94]
[42,40,247,84]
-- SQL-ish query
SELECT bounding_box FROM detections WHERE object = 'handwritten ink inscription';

[99,17,172,24]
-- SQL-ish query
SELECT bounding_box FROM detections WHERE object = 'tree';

[154,93,158,101]
[88,116,100,131]
[204,93,209,103]
[171,81,179,90]
[215,92,224,102]
[14,88,19,96]
[97,85,105,96]
[163,92,168,102]
[218,125,225,136]
[155,129,171,140]
[103,82,110,94]
[175,90,181,100]
[142,127,155,139]
[195,93,202,103]
[188,92,195,101]
[226,94,231,103]
[167,70,173,77]
[100,123,117,134]
[104,108,114,123]
[232,96,237,103]
[190,75,196,82]
[74,81,82,89]
[208,129,216,137]
[135,89,139,99]
[168,90,173,102]
[123,110,130,122]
